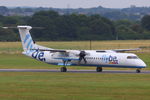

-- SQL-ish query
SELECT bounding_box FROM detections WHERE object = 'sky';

[0,0,150,8]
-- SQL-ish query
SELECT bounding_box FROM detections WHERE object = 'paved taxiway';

[0,69,150,73]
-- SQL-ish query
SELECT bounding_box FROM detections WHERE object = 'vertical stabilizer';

[17,26,34,51]
[17,25,52,52]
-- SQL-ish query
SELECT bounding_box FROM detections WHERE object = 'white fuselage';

[23,50,146,68]
[16,25,146,70]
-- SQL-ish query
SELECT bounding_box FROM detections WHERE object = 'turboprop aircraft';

[3,26,146,73]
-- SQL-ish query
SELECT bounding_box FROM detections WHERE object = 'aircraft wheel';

[96,67,103,72]
[136,69,141,73]
[60,67,67,72]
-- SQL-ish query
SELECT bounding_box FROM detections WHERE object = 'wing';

[51,50,80,61]
[111,48,140,52]
[54,57,79,61]
[31,49,67,52]
[31,49,80,61]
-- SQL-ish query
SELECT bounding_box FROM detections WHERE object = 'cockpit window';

[127,56,138,59]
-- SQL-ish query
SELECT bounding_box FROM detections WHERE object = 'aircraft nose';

[138,60,147,68]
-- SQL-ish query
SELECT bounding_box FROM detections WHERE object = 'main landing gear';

[136,68,141,73]
[60,67,67,72]
[60,60,68,72]
[96,67,103,72]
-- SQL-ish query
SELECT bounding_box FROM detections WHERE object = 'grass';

[0,54,51,69]
[1,41,150,100]
[0,72,150,100]
[1,40,150,54]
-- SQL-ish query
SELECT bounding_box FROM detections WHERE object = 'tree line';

[0,10,150,41]
[1,6,150,20]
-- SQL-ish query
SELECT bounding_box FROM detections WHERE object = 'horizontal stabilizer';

[2,26,44,29]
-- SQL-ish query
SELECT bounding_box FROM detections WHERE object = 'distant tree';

[3,16,19,25]
[130,24,143,33]
[141,15,150,31]
[12,7,23,13]
[0,15,4,22]
[28,10,60,40]
[0,28,17,41]
[28,11,116,40]
[103,11,128,20]
[115,19,133,27]
[0,6,9,15]
[116,25,142,40]
[33,10,59,19]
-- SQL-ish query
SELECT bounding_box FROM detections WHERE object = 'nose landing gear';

[96,67,103,72]
[136,68,141,73]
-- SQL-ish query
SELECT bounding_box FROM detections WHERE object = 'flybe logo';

[102,55,118,64]
[32,50,46,62]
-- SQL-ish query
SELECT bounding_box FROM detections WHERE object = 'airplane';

[3,25,147,73]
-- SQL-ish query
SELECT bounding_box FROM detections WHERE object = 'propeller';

[79,50,88,57]
[80,50,86,54]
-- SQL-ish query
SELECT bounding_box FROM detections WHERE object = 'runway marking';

[0,69,150,73]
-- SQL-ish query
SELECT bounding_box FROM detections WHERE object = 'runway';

[0,69,150,73]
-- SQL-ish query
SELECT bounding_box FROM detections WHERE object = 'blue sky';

[0,0,150,8]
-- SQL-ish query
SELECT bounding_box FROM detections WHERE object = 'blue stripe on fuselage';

[47,63,146,68]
